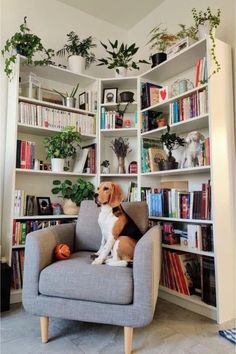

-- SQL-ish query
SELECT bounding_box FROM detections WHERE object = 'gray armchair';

[23,201,162,354]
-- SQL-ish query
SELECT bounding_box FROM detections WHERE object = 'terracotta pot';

[63,199,79,215]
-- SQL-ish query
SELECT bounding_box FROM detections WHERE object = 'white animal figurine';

[181,131,205,168]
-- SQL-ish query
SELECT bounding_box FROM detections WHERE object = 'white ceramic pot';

[115,67,127,78]
[51,158,64,172]
[198,22,216,39]
[63,199,80,215]
[68,55,86,73]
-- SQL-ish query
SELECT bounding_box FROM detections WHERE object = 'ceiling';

[57,0,165,29]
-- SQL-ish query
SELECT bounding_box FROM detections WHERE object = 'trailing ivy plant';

[97,40,149,73]
[51,178,95,206]
[192,7,221,79]
[1,16,54,78]
[57,31,96,69]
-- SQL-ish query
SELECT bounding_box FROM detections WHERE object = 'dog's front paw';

[92,257,104,265]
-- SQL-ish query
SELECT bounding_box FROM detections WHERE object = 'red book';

[167,251,177,291]
[181,194,188,219]
[174,253,190,295]
[26,141,31,169]
[201,184,207,220]
[20,140,26,169]
[195,59,200,87]
[169,252,183,293]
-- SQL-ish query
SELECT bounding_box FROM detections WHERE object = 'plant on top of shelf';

[192,7,221,78]
[97,40,149,78]
[44,126,81,172]
[57,31,96,72]
[159,125,185,170]
[1,16,54,78]
[110,137,132,174]
[176,24,198,40]
[147,24,177,67]
[51,177,95,214]
[53,83,79,108]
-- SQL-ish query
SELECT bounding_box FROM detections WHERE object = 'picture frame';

[79,91,86,110]
[103,88,118,104]
[36,197,53,215]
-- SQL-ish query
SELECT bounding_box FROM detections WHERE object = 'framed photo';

[79,92,86,110]
[36,197,53,215]
[103,88,118,104]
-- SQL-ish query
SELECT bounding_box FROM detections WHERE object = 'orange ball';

[54,244,71,260]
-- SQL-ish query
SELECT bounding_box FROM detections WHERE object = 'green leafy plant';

[52,178,95,206]
[57,31,96,69]
[176,24,198,40]
[53,83,79,99]
[44,126,81,159]
[1,16,54,78]
[160,125,185,161]
[147,24,177,53]
[110,137,132,158]
[97,40,149,73]
[192,7,221,77]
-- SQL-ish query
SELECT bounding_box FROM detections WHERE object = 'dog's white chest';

[98,205,118,240]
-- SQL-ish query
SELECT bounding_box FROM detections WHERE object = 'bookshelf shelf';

[12,245,25,249]
[141,166,210,176]
[17,123,96,139]
[19,96,96,116]
[14,215,78,220]
[100,173,138,178]
[100,128,137,137]
[141,114,209,138]
[161,244,214,257]
[149,216,213,224]
[141,84,208,113]
[101,101,137,108]
[15,168,96,177]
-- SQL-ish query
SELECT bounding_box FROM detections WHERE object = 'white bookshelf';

[15,168,96,177]
[2,38,235,323]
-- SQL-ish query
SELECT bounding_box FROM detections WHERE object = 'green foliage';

[1,16,54,78]
[44,126,81,159]
[147,24,177,53]
[97,40,149,73]
[53,82,79,99]
[160,125,185,160]
[176,24,198,40]
[57,31,96,69]
[192,7,221,78]
[110,137,132,158]
[51,178,95,206]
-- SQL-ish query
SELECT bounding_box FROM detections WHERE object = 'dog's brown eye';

[104,187,109,191]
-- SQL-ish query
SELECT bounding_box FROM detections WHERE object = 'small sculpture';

[181,131,205,168]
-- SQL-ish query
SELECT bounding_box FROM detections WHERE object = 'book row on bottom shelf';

[11,249,25,290]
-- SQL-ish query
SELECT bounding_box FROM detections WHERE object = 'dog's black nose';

[94,193,98,198]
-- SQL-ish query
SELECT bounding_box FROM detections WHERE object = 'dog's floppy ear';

[109,183,124,208]
[198,132,205,141]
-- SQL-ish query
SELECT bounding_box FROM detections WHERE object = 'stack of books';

[16,140,35,169]
[141,139,164,173]
[195,56,208,86]
[11,249,25,289]
[73,144,96,174]
[141,82,162,109]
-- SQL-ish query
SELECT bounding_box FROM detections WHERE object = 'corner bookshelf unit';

[2,38,235,324]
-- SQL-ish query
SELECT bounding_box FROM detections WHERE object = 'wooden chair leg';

[124,327,133,354]
[40,316,49,343]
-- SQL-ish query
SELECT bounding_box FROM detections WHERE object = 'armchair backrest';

[75,200,149,252]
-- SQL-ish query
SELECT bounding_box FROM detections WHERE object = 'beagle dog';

[92,182,142,266]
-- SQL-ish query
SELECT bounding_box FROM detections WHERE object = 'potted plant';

[51,178,95,215]
[1,16,54,78]
[159,125,185,170]
[192,7,221,77]
[97,40,149,78]
[44,126,81,172]
[110,137,132,173]
[176,24,198,41]
[57,31,96,73]
[53,83,79,108]
[101,160,110,174]
[147,24,177,67]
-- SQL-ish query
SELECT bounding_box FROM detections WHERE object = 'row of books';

[79,90,98,112]
[126,182,138,202]
[169,89,208,124]
[18,102,95,134]
[195,57,208,87]
[16,139,35,169]
[201,137,210,166]
[141,140,163,173]
[162,222,214,252]
[100,109,137,129]
[141,82,162,109]
[11,250,25,290]
[73,144,96,174]
[141,110,165,132]
[12,219,63,245]
[142,182,211,220]
[160,250,216,306]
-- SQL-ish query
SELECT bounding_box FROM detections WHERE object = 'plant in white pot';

[57,31,96,73]
[44,126,81,172]
[97,40,149,78]
[51,178,95,215]
[53,83,79,108]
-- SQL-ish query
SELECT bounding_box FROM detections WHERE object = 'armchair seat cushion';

[39,251,133,305]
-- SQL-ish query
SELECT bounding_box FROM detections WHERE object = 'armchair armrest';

[133,224,162,322]
[23,223,75,305]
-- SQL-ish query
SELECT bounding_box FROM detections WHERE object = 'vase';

[68,55,86,74]
[115,67,127,78]
[51,158,64,172]
[198,22,216,39]
[63,97,76,108]
[63,199,79,215]
[117,156,126,174]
